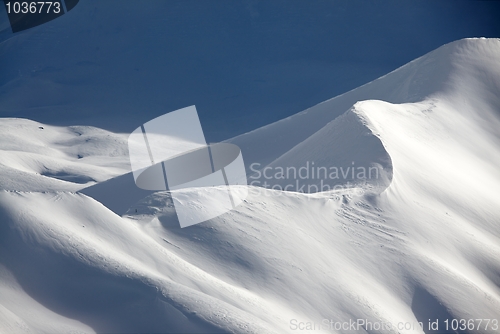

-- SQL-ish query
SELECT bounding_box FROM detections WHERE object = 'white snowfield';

[1,38,500,333]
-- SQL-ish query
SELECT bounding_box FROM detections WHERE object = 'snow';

[0,38,500,333]
[0,118,130,192]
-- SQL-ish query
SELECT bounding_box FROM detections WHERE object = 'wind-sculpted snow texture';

[0,38,500,333]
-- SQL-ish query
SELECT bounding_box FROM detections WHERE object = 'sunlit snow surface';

[1,38,500,333]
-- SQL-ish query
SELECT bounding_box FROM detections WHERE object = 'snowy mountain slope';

[0,38,499,333]
[354,98,500,322]
[0,191,287,333]
[0,118,130,192]
[81,38,500,209]
[117,68,500,330]
[228,38,500,172]
[125,188,418,330]
[249,108,393,193]
[0,263,94,334]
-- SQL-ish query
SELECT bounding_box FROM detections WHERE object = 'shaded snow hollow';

[0,38,499,333]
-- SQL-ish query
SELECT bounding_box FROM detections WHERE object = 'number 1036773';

[5,2,61,14]
[443,319,498,332]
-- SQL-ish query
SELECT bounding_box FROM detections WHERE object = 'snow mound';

[0,118,130,192]
[249,108,392,193]
[0,191,285,333]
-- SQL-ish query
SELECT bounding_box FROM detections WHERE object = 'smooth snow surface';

[1,38,500,333]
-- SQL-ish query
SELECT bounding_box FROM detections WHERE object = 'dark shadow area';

[411,286,465,334]
[41,171,95,184]
[158,208,182,230]
[80,172,154,215]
